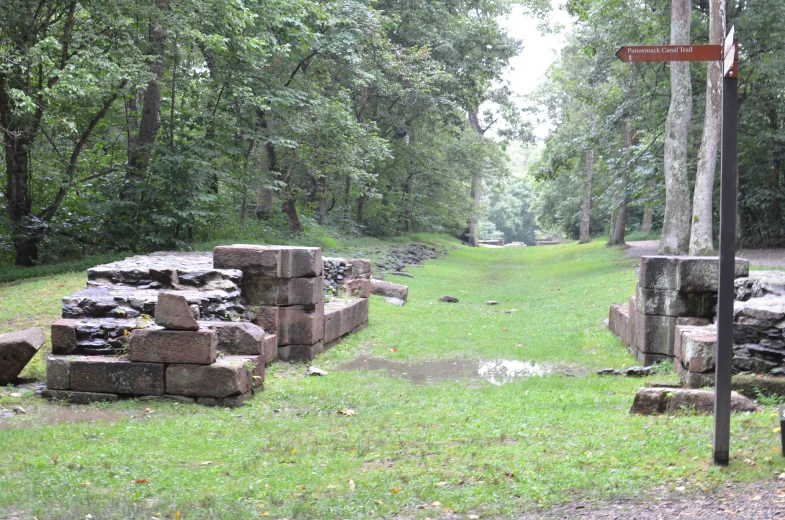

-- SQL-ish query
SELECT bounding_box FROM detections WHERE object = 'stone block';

[251,305,278,335]
[740,297,785,321]
[129,329,216,364]
[371,279,408,301]
[277,302,324,346]
[323,302,344,344]
[343,278,371,298]
[349,258,372,279]
[673,325,712,362]
[200,322,263,356]
[51,319,79,354]
[287,342,324,362]
[155,292,199,331]
[639,256,679,290]
[70,357,164,395]
[635,351,670,367]
[243,275,323,306]
[636,287,716,318]
[279,246,323,278]
[609,304,633,349]
[666,389,756,413]
[213,245,280,276]
[166,357,253,398]
[677,256,750,292]
[263,334,278,365]
[0,328,46,385]
[224,354,264,387]
[197,390,255,407]
[682,331,717,373]
[46,355,71,390]
[277,345,291,362]
[42,389,118,404]
[634,311,676,356]
[629,387,667,415]
[342,298,369,336]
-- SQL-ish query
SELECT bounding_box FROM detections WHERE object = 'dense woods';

[2,0,785,268]
[533,0,785,250]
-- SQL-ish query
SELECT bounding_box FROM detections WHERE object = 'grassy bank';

[1,240,783,519]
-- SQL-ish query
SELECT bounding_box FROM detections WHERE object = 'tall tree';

[689,0,725,255]
[659,0,693,255]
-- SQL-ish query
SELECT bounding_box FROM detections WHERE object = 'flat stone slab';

[0,328,46,385]
[70,357,164,395]
[155,292,199,330]
[738,296,785,321]
[166,357,254,398]
[639,256,749,292]
[129,329,217,364]
[213,244,281,276]
[42,389,119,404]
[630,388,757,415]
[87,251,241,290]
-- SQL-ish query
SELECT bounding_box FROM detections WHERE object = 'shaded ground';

[624,240,785,269]
[521,480,785,519]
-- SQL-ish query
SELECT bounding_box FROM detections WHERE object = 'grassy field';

[1,240,783,519]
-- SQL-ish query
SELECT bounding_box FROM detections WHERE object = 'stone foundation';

[50,245,375,406]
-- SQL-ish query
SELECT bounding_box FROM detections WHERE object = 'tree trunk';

[689,0,725,255]
[642,178,655,231]
[660,0,693,255]
[608,125,634,246]
[467,111,485,246]
[317,176,328,225]
[282,197,302,233]
[4,136,39,265]
[357,195,366,226]
[579,147,594,244]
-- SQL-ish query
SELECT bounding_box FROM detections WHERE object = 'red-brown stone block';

[70,357,164,395]
[277,302,324,346]
[166,357,253,398]
[129,329,217,364]
[51,319,79,354]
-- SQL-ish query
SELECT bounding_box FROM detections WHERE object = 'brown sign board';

[616,44,722,63]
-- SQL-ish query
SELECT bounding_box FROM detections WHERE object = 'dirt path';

[624,241,785,269]
[521,480,785,519]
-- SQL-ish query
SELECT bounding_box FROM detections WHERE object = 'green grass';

[1,240,783,519]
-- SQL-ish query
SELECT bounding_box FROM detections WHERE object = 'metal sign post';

[713,28,739,466]
[617,27,739,466]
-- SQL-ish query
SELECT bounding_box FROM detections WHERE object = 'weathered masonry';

[44,245,381,406]
[609,255,785,387]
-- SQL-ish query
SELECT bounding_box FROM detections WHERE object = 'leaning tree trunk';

[660,0,693,255]
[689,0,725,256]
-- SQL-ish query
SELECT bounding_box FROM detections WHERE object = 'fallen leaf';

[389,348,398,353]
[389,487,400,494]
[469,515,479,519]
[133,479,149,485]
[349,479,356,491]
[337,408,355,416]
[432,501,442,507]
[375,500,384,505]
[291,448,297,455]
[80,481,90,486]
[774,427,782,433]
[751,495,762,501]
[436,481,447,487]
[298,485,306,490]
[174,512,181,520]
[200,461,213,466]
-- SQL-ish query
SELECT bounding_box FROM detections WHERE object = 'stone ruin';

[41,245,400,406]
[609,255,785,388]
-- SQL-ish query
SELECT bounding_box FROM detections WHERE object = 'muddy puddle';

[0,406,133,431]
[337,357,583,384]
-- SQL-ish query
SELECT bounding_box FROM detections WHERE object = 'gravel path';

[520,480,785,519]
[624,241,785,269]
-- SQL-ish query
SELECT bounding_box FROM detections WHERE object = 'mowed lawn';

[1,241,783,519]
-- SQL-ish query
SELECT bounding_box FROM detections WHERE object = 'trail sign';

[617,27,739,466]
[615,44,722,63]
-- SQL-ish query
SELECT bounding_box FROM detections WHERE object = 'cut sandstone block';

[213,244,280,276]
[370,279,408,301]
[46,355,71,390]
[349,258,372,279]
[70,357,165,395]
[243,275,323,306]
[279,246,322,278]
[343,278,371,298]
[264,334,277,365]
[251,305,278,335]
[129,329,216,364]
[324,302,344,344]
[636,287,716,318]
[0,328,46,385]
[155,292,199,331]
[630,388,756,414]
[343,298,369,336]
[277,302,324,346]
[639,255,749,291]
[199,321,263,356]
[51,319,79,354]
[166,357,253,398]
[42,389,119,404]
[285,342,324,362]
[681,331,717,373]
